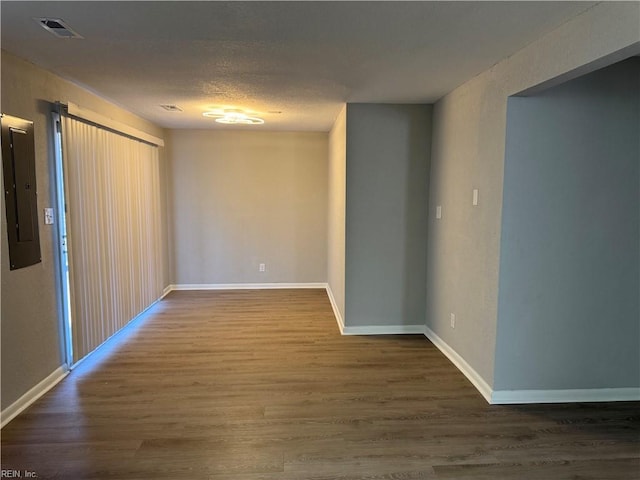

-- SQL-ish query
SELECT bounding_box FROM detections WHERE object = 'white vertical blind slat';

[61,116,163,364]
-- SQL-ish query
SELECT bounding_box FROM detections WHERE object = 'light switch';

[436,206,442,219]
[44,208,54,225]
[472,189,479,206]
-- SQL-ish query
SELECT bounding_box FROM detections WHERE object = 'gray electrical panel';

[1,114,41,270]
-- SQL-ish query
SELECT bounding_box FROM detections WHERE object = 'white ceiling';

[1,1,596,131]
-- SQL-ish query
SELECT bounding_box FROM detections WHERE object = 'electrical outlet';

[450,313,455,329]
[259,263,266,272]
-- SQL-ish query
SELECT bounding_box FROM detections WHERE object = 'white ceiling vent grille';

[34,18,83,39]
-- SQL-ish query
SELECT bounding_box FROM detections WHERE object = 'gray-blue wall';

[494,58,640,390]
[345,104,432,328]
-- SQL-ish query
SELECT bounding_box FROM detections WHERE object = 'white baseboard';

[1,366,69,428]
[491,387,640,404]
[325,286,424,336]
[424,326,640,405]
[343,324,426,335]
[170,283,328,291]
[325,285,345,334]
[161,284,172,298]
[424,326,493,404]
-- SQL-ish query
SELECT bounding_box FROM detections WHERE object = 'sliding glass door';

[55,112,164,365]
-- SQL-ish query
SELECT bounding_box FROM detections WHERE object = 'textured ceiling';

[1,1,596,131]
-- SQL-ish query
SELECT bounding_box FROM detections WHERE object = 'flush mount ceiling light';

[34,17,83,39]
[203,109,264,125]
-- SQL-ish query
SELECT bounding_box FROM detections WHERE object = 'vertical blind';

[61,115,163,363]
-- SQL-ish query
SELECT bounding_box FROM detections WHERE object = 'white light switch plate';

[44,208,54,225]
[472,189,479,206]
[436,206,442,219]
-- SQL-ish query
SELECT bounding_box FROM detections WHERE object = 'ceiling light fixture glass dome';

[203,109,264,125]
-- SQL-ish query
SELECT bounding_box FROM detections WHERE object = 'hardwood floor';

[2,289,638,479]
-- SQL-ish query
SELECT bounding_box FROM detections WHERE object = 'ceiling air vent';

[160,105,183,112]
[34,18,83,39]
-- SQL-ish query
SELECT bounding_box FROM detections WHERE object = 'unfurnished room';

[1,1,639,479]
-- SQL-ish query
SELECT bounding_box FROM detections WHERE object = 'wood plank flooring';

[2,289,639,479]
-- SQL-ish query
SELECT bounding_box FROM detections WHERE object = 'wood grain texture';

[2,289,639,479]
